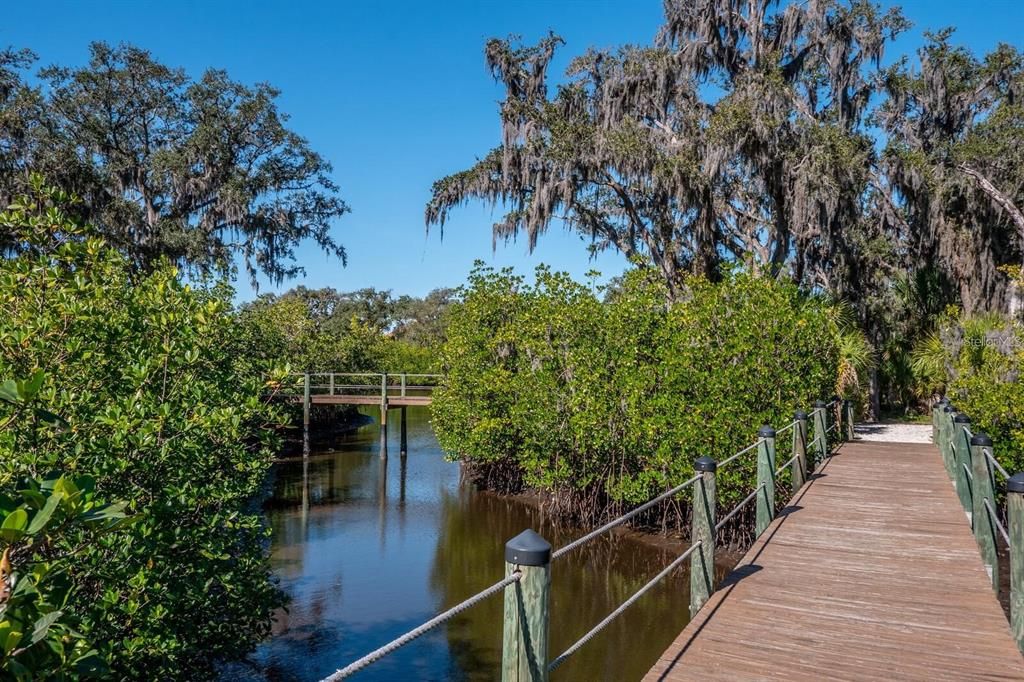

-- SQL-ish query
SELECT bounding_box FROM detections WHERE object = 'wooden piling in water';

[502,530,551,682]
[303,372,311,455]
[756,426,775,537]
[400,406,408,456]
[690,456,716,618]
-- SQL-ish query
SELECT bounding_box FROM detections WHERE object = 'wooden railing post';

[953,414,972,513]
[1008,473,1024,655]
[502,529,551,682]
[970,432,998,592]
[793,411,808,493]
[812,401,828,467]
[940,404,956,477]
[932,397,948,444]
[756,426,776,537]
[401,372,407,398]
[843,399,855,441]
[690,456,717,617]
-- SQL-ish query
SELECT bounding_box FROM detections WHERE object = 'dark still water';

[229,407,698,681]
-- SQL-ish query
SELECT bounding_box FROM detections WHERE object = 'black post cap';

[831,395,841,403]
[1008,473,1024,494]
[505,529,551,566]
[943,404,955,413]
[970,432,993,447]
[758,425,776,438]
[794,410,808,420]
[937,397,950,406]
[813,400,827,408]
[694,456,717,473]
[953,413,971,424]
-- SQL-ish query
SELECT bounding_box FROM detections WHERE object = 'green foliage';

[942,313,1024,473]
[0,43,348,285]
[0,184,286,679]
[433,264,839,514]
[0,470,131,680]
[238,285,451,375]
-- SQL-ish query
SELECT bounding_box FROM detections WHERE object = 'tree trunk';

[868,366,880,422]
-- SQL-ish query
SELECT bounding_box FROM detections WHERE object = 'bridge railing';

[321,396,850,681]
[934,400,1024,653]
[287,372,442,398]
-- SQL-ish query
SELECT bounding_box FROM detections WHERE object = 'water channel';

[233,406,707,681]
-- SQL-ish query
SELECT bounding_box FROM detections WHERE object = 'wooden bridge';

[320,398,1024,681]
[287,372,439,456]
[645,434,1024,681]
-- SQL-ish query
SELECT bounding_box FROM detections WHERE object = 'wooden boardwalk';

[645,440,1024,681]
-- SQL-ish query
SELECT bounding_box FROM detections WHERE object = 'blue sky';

[5,0,1024,302]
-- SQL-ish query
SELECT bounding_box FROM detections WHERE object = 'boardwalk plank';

[643,440,1024,681]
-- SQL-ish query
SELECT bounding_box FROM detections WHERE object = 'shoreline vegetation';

[432,265,842,547]
[1,0,1024,678]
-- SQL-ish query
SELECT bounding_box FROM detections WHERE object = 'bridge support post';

[502,529,551,682]
[843,399,855,441]
[379,373,389,459]
[400,406,408,456]
[1008,473,1024,654]
[971,432,998,592]
[953,414,973,513]
[302,372,311,455]
[756,426,776,537]
[812,401,828,469]
[690,456,716,618]
[793,411,808,493]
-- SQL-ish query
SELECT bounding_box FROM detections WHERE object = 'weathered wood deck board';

[645,440,1024,681]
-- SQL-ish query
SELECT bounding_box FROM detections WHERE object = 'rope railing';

[547,541,703,672]
[717,439,762,469]
[775,453,800,478]
[774,420,797,435]
[983,498,1011,547]
[323,571,522,681]
[319,396,852,680]
[551,473,701,561]
[985,448,1010,481]
[715,486,763,532]
[934,402,1024,654]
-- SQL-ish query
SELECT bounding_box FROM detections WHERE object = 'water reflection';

[228,407,712,681]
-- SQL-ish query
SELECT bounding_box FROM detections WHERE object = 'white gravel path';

[853,422,933,443]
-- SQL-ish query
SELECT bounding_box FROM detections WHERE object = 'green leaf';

[30,610,62,645]
[21,369,45,401]
[80,502,128,523]
[0,508,28,543]
[27,493,63,535]
[0,380,19,404]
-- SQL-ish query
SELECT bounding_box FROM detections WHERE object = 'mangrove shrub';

[0,181,286,679]
[433,265,840,520]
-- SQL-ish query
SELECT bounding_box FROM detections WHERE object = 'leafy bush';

[942,313,1024,474]
[0,181,286,679]
[433,265,840,519]
[0,469,130,679]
